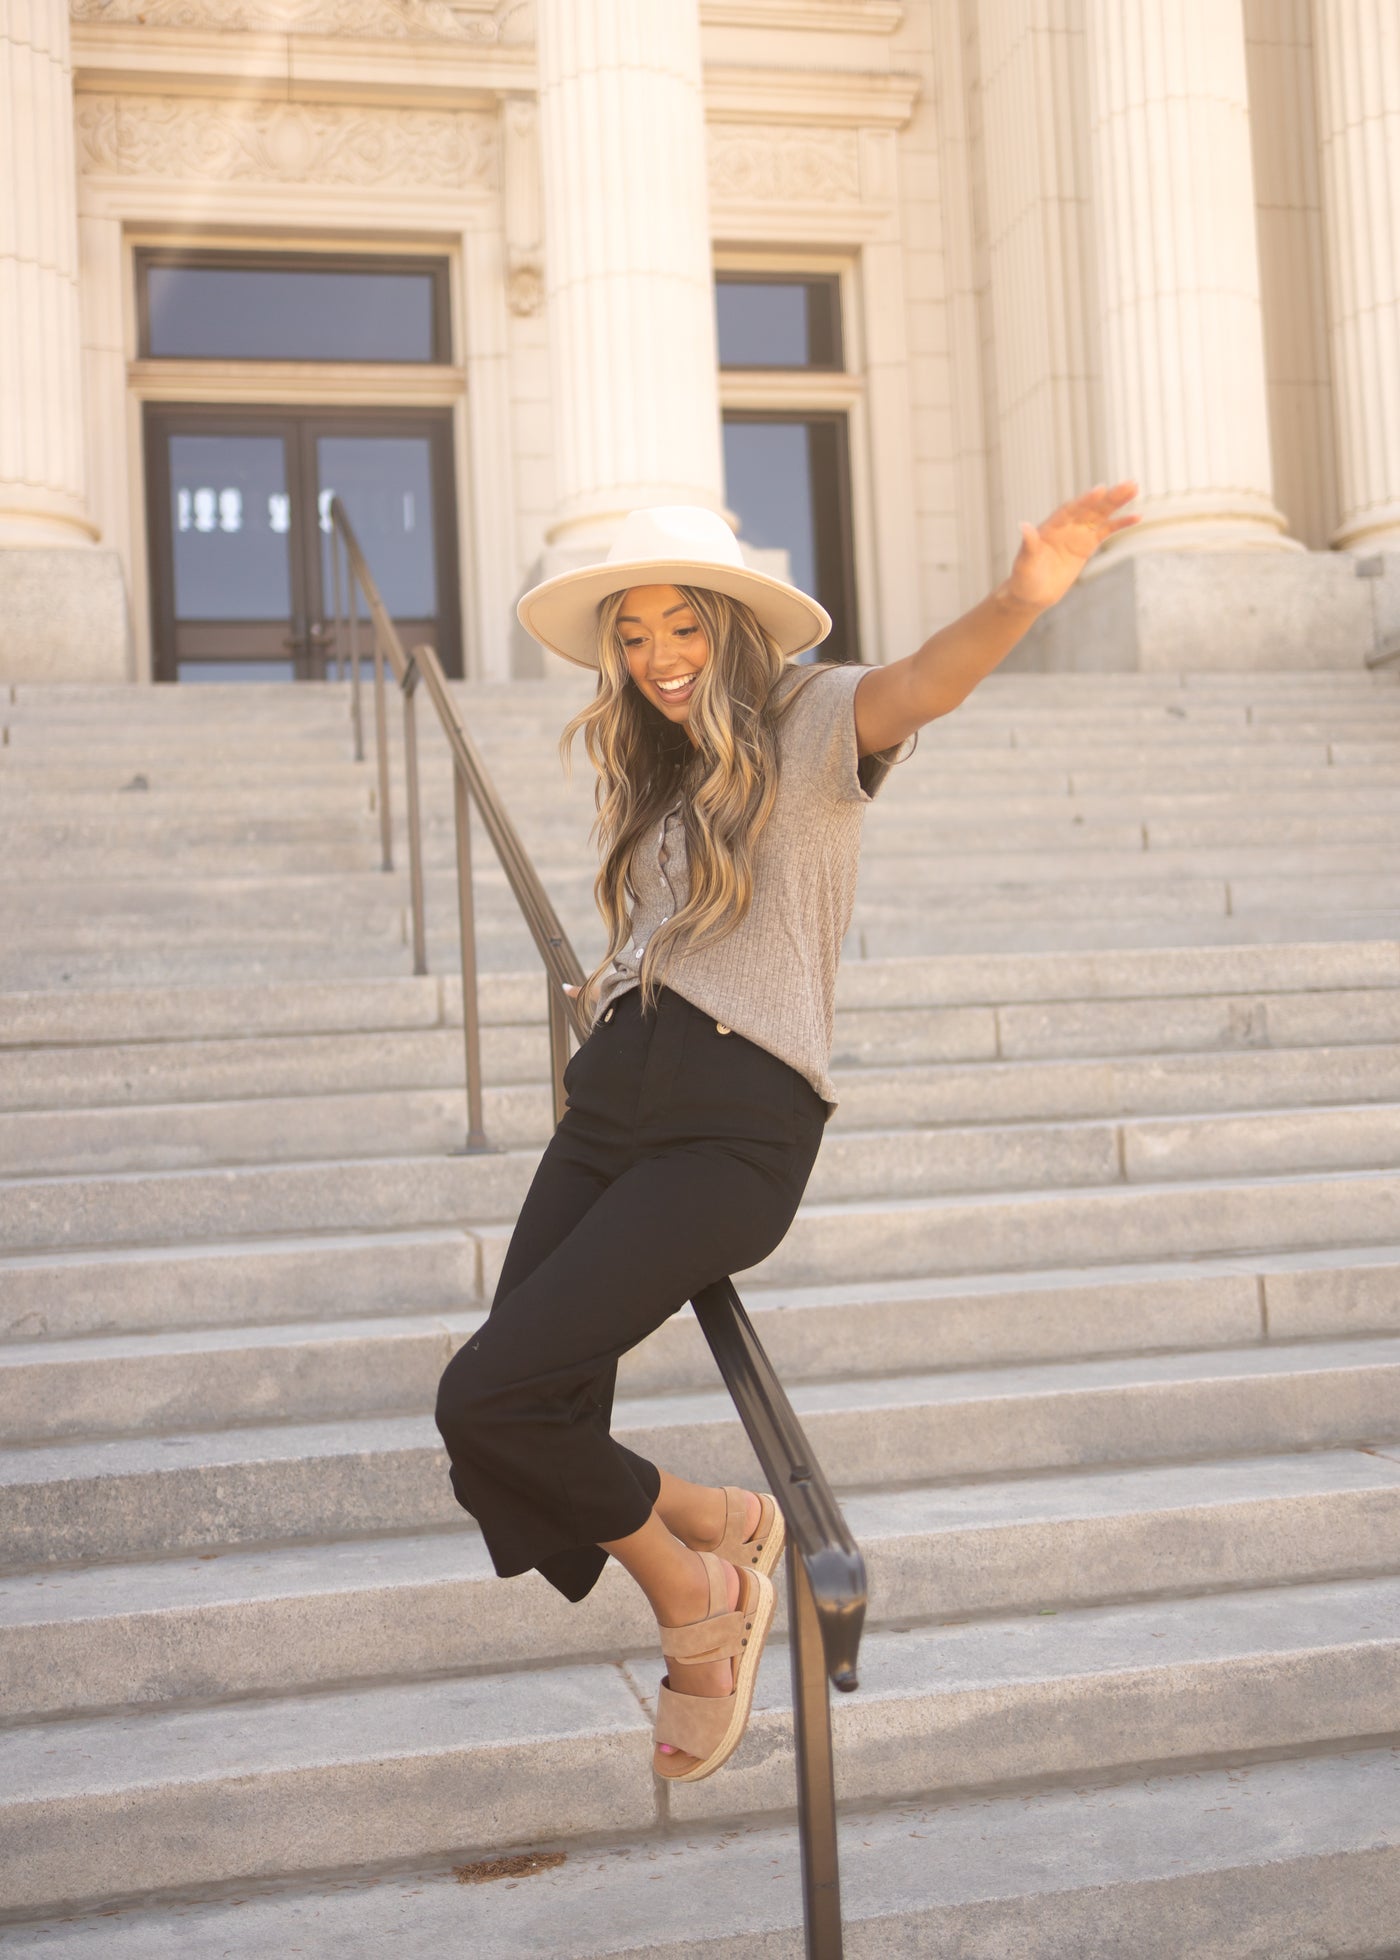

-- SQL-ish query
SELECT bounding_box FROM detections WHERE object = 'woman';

[435,485,1138,1782]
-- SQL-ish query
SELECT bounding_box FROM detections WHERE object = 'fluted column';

[534,0,724,548]
[0,0,96,546]
[1086,0,1293,556]
[1313,0,1400,550]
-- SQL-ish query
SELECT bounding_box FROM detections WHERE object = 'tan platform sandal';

[652,1550,775,1784]
[693,1486,785,1580]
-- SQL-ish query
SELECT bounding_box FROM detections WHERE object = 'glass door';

[145,406,461,682]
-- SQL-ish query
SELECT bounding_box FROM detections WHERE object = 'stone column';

[0,0,128,678]
[1313,0,1400,550]
[0,0,93,547]
[534,0,725,553]
[1085,0,1293,556]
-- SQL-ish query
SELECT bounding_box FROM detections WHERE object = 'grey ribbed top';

[593,663,909,1115]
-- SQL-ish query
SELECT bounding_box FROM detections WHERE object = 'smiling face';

[617,584,710,735]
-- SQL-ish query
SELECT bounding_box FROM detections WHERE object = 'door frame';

[144,402,463,683]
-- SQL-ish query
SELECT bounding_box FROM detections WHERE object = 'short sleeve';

[778,662,916,804]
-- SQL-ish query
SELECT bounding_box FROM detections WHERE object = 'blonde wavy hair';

[560,584,830,1017]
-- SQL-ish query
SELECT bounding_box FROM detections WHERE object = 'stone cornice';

[704,64,919,128]
[71,32,918,131]
[70,25,534,104]
[701,0,902,29]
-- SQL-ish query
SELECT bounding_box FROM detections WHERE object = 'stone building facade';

[2,0,1398,684]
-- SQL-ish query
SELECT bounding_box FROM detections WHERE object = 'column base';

[1007,549,1391,672]
[0,549,132,683]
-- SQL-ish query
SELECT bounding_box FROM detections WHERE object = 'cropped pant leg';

[434,987,826,1602]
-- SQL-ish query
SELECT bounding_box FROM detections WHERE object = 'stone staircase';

[2,670,1400,1957]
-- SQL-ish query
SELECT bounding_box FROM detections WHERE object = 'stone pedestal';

[0,550,131,683]
[1010,550,1384,671]
[534,0,724,552]
[0,0,130,679]
[1313,0,1400,551]
[1085,0,1294,560]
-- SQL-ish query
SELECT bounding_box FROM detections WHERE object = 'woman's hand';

[852,478,1144,754]
[1005,481,1141,611]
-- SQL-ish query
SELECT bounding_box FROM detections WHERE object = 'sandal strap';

[657,1553,758,1665]
[657,1606,747,1665]
[722,1491,776,1568]
[654,1678,736,1758]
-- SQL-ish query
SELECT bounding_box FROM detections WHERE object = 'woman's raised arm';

[853,480,1141,757]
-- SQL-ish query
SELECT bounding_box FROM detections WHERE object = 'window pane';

[169,434,292,622]
[146,264,438,362]
[318,436,437,620]
[177,660,297,683]
[716,276,841,369]
[723,412,858,662]
[723,420,816,595]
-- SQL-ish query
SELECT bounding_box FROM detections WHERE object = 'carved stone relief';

[707,125,861,204]
[502,95,542,316]
[70,0,504,38]
[76,94,498,190]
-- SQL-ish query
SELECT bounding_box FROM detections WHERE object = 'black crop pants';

[434,985,827,1602]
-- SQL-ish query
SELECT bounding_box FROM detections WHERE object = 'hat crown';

[604,505,743,573]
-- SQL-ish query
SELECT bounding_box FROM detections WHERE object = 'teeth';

[656,673,696,693]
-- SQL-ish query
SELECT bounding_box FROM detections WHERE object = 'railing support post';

[330,526,347,684]
[452,762,489,1151]
[348,559,365,763]
[787,1534,845,1958]
[546,954,571,1128]
[401,656,428,977]
[372,627,393,871]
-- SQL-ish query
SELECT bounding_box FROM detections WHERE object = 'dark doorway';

[144,406,462,682]
[722,410,859,664]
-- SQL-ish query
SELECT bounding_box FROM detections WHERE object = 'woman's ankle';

[655,1474,728,1550]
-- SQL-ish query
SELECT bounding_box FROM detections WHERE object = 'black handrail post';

[401,651,428,976]
[371,624,393,871]
[330,524,347,684]
[451,758,489,1151]
[545,959,571,1127]
[348,547,365,763]
[787,1534,845,1957]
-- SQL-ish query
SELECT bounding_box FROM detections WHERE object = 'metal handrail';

[327,499,866,1957]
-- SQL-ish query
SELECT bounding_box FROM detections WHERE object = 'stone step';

[1,1575,1396,1918]
[8,1048,1400,1174]
[8,1058,1396,1176]
[4,1450,1398,1719]
[841,910,1400,962]
[10,693,1398,733]
[6,940,1394,1047]
[0,1228,479,1344]
[16,787,1400,837]
[13,876,1400,961]
[18,835,1400,910]
[9,999,1400,1116]
[9,913,1400,993]
[3,1337,1396,1567]
[18,832,1400,892]
[13,752,1400,802]
[24,815,1400,883]
[14,710,1390,748]
[6,1748,1395,1960]
[9,1100,1400,1250]
[6,1148,1400,1280]
[5,1242,1399,1442]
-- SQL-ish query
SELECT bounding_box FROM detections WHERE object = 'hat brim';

[517,558,832,669]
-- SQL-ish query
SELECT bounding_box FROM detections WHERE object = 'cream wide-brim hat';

[516,505,832,670]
